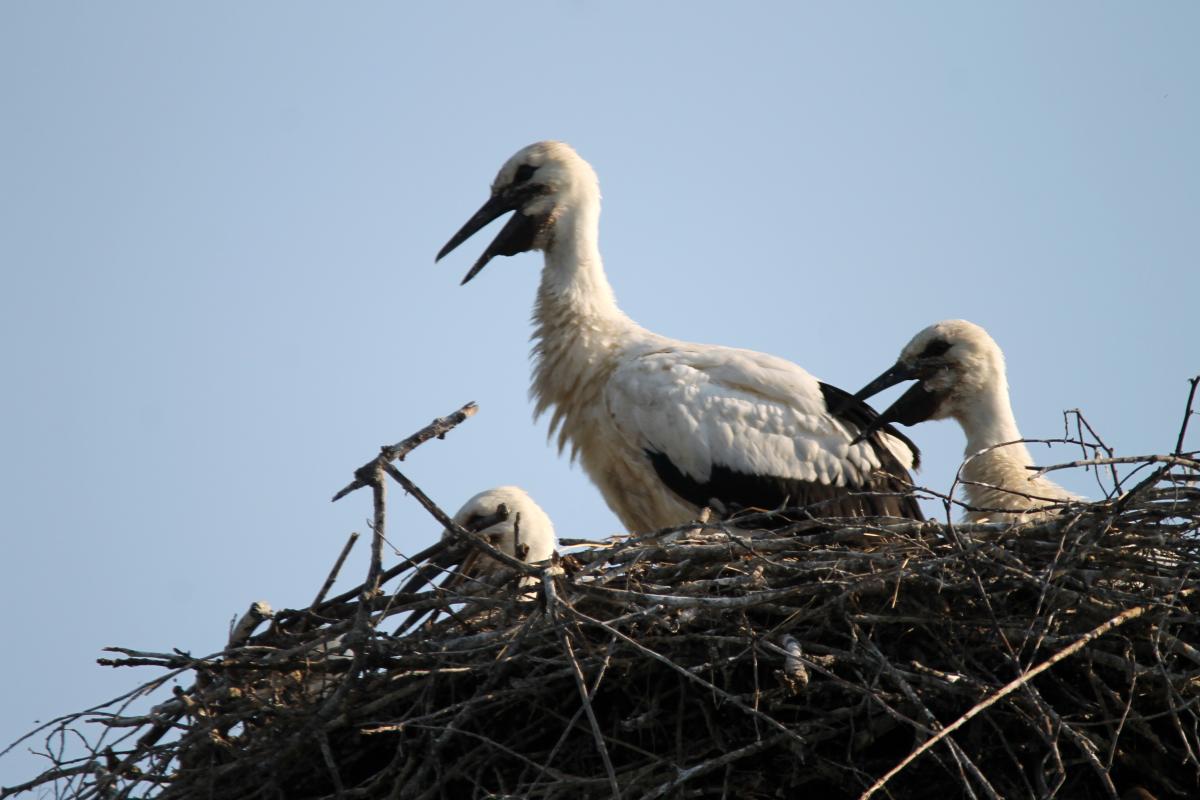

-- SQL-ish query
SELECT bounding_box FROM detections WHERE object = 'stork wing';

[606,345,922,519]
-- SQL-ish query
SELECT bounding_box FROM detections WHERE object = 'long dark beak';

[850,362,945,444]
[436,193,542,285]
[851,362,919,404]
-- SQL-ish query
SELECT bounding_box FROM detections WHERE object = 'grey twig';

[331,402,478,502]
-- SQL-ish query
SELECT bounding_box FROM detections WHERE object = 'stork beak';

[436,193,543,285]
[849,362,945,445]
[851,362,919,404]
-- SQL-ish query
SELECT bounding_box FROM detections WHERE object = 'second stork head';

[850,320,1082,522]
[435,141,599,285]
[851,320,1009,441]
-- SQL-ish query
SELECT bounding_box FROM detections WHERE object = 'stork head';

[436,141,600,284]
[851,320,1007,439]
[443,485,557,577]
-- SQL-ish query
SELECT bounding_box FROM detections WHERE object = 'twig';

[331,402,478,502]
[859,594,1184,799]
[1175,375,1200,455]
[0,764,99,799]
[364,470,384,599]
[306,536,457,616]
[851,621,1001,800]
[318,732,345,799]
[312,532,360,608]
[1063,408,1121,495]
[640,732,789,799]
[560,625,620,798]
[1029,453,1199,481]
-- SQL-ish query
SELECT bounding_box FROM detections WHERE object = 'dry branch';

[331,402,478,502]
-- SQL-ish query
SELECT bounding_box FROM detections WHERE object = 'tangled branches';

[5,389,1200,800]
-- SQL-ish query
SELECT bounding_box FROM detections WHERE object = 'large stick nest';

[6,400,1200,800]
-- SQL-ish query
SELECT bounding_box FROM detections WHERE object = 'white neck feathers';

[529,190,646,457]
[952,368,1074,520]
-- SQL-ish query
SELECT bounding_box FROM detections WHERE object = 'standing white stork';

[436,141,923,531]
[849,319,1079,523]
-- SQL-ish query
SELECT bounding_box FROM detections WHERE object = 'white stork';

[850,319,1079,523]
[442,485,557,582]
[435,141,923,531]
[394,486,557,634]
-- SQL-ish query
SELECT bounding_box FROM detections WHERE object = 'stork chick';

[442,485,557,583]
[394,486,557,636]
[851,319,1079,523]
[436,141,923,531]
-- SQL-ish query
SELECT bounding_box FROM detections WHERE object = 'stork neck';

[532,195,642,335]
[529,196,653,452]
[536,205,624,321]
[955,382,1033,473]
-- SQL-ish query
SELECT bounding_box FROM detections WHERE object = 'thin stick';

[642,732,789,800]
[318,731,346,799]
[310,537,456,614]
[560,632,620,798]
[1029,453,1199,481]
[367,466,386,598]
[1062,408,1121,496]
[859,596,1179,800]
[332,402,478,502]
[0,765,98,799]
[540,572,619,796]
[313,532,360,608]
[1175,375,1200,456]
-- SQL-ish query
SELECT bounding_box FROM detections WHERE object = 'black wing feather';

[643,382,923,522]
[817,382,921,470]
[646,455,923,523]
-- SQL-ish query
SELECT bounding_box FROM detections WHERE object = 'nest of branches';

[6,392,1200,800]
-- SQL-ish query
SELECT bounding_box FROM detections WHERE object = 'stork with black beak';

[436,141,922,530]
[394,486,557,635]
[850,319,1078,522]
[441,485,557,585]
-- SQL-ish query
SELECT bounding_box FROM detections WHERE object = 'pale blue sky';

[2,3,1197,785]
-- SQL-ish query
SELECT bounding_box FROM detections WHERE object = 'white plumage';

[442,485,557,579]
[852,319,1079,523]
[437,141,922,532]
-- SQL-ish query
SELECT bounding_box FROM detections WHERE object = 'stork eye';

[513,164,537,184]
[918,340,952,359]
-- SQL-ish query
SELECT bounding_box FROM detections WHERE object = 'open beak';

[851,362,918,404]
[850,362,945,444]
[436,193,544,285]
